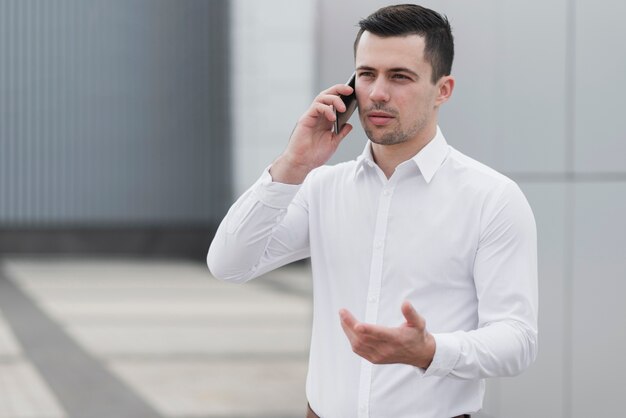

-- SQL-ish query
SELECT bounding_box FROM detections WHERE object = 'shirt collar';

[411,126,449,183]
[354,126,450,183]
[354,142,376,179]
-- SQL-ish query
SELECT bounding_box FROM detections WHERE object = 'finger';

[316,94,348,113]
[339,308,359,329]
[339,309,359,344]
[401,301,426,330]
[321,83,354,97]
[339,317,354,342]
[334,123,353,142]
[311,102,336,122]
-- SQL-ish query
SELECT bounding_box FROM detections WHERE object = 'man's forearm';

[207,170,307,283]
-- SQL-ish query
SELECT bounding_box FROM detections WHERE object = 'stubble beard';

[363,113,426,146]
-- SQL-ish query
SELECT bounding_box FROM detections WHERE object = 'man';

[208,4,537,418]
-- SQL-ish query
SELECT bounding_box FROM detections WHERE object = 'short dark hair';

[354,4,454,84]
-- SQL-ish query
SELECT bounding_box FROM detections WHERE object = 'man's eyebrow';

[388,67,420,78]
[356,65,419,78]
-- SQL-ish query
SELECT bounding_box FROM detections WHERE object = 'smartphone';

[334,72,357,134]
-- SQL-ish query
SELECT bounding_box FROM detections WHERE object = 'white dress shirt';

[207,127,538,418]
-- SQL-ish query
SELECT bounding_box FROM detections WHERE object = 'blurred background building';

[0,0,230,259]
[1,0,625,417]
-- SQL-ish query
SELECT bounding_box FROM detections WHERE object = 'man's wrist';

[269,154,315,185]
[415,333,436,369]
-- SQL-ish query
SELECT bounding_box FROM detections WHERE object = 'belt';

[307,404,470,418]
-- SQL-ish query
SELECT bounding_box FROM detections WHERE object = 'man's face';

[355,32,442,146]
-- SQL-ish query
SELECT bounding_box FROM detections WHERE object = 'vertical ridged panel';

[0,0,231,225]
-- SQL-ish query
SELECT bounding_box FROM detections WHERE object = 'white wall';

[230,0,315,196]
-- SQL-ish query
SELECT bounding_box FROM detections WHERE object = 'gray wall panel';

[574,0,626,173]
[0,0,231,225]
[572,182,626,417]
[440,0,568,174]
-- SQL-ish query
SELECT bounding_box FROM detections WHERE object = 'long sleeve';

[207,169,311,283]
[423,180,539,379]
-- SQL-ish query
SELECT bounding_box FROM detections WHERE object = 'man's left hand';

[339,301,436,369]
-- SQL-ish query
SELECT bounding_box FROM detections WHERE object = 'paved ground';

[0,257,312,418]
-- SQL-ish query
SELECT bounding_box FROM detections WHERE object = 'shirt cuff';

[416,332,461,378]
[253,167,302,209]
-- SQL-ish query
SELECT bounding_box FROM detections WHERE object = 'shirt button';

[368,296,377,303]
[383,189,391,196]
[374,241,383,249]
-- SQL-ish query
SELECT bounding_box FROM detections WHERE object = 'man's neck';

[370,124,437,179]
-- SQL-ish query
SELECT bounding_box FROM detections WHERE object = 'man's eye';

[358,72,374,78]
[392,74,409,80]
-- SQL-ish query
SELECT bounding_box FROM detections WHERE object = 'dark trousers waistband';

[306,403,469,418]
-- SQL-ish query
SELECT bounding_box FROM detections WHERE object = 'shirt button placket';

[357,184,395,418]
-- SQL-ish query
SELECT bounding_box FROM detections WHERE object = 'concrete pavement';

[0,257,312,418]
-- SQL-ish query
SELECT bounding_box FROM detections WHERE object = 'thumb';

[401,301,425,330]
[334,123,353,142]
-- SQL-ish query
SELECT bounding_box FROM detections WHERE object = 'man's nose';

[368,79,391,103]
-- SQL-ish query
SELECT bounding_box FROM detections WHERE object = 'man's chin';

[365,129,406,146]
[369,136,407,146]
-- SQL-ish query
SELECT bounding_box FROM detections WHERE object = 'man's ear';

[435,75,455,106]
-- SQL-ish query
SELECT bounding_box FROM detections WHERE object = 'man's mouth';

[367,111,395,126]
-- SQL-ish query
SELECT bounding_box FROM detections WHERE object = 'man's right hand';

[269,84,355,185]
